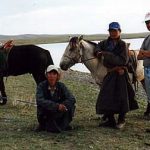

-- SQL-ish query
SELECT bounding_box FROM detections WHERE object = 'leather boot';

[99,114,116,128]
[116,113,126,129]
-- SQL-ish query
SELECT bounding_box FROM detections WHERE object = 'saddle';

[0,40,14,76]
[3,40,14,52]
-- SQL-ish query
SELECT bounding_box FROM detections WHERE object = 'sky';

[0,0,149,72]
[0,0,150,35]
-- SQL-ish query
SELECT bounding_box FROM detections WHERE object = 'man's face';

[47,71,58,86]
[145,20,150,31]
[109,29,121,39]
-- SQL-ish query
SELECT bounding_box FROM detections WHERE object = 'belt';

[107,66,127,73]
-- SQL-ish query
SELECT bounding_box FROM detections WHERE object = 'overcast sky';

[0,0,150,35]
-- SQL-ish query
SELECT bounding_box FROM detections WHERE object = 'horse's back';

[7,45,54,75]
[129,50,144,81]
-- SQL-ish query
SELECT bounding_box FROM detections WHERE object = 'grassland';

[0,73,150,150]
[0,32,149,46]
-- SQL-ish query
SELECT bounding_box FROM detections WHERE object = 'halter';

[63,40,96,64]
[63,54,81,64]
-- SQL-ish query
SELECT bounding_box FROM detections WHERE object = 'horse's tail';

[128,50,138,91]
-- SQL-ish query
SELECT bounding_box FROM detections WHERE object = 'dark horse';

[0,44,54,105]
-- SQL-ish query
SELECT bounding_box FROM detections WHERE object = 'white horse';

[60,36,144,88]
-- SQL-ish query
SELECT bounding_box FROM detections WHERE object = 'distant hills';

[0,32,149,45]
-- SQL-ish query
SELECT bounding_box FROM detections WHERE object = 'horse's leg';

[140,79,150,117]
[0,76,7,105]
[32,72,46,85]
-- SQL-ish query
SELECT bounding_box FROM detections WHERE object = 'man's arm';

[36,83,59,112]
[61,83,76,111]
[103,42,129,66]
[137,50,150,60]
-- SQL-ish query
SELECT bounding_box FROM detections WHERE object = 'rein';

[81,56,96,63]
[63,54,80,64]
[63,53,96,64]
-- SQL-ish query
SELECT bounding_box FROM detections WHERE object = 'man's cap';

[108,22,121,30]
[46,65,59,74]
[0,42,3,48]
[144,12,150,22]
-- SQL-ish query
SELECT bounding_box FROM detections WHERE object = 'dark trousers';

[104,112,126,123]
[37,108,74,132]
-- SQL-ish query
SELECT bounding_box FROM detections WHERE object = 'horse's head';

[60,35,83,70]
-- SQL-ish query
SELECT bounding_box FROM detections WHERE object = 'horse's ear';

[68,36,72,41]
[79,35,83,41]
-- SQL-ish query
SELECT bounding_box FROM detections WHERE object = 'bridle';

[63,40,96,64]
[63,54,80,64]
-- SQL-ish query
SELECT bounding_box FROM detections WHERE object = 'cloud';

[0,0,149,35]
[0,5,102,34]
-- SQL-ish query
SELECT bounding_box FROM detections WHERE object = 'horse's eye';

[69,48,74,51]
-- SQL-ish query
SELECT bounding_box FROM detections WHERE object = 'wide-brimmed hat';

[144,12,150,22]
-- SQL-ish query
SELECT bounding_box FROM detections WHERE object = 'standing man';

[137,12,150,117]
[36,65,76,133]
[95,22,138,129]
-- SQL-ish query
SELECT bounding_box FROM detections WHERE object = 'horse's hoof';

[144,111,150,117]
[0,99,7,105]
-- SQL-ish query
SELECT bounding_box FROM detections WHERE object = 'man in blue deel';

[95,22,138,129]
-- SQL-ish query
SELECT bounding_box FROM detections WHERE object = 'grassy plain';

[0,73,150,150]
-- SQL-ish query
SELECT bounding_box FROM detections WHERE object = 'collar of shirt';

[107,37,120,52]
[48,86,57,91]
[48,86,57,96]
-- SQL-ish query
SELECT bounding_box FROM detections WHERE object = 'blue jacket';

[36,80,76,113]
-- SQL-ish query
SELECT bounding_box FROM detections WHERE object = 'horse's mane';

[70,37,78,43]
[84,39,97,47]
[69,37,97,47]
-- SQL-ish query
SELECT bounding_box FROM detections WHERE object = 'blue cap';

[108,22,121,30]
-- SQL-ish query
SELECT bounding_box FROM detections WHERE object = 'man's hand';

[58,104,68,112]
[117,69,124,75]
[137,50,150,60]
[96,51,111,58]
[95,51,102,58]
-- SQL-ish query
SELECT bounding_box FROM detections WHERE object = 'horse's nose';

[60,63,67,71]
